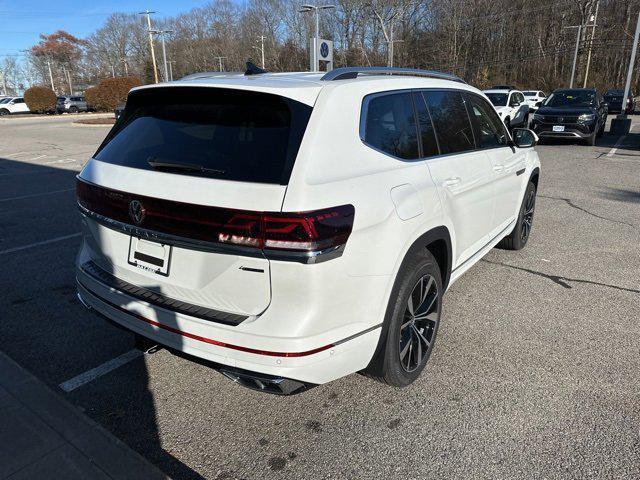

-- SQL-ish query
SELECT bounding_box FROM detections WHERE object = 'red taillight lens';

[264,205,355,252]
[77,179,355,260]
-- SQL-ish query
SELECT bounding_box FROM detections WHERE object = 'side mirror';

[512,128,538,148]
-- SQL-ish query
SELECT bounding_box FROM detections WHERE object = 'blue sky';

[0,0,218,60]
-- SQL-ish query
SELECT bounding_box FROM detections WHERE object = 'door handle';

[442,176,461,187]
[493,164,505,172]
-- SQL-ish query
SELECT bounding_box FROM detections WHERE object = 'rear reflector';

[77,178,354,260]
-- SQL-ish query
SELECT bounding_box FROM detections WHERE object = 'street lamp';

[150,29,173,82]
[299,4,335,71]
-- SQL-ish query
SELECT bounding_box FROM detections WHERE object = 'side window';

[363,92,419,160]
[540,92,546,98]
[15,98,24,104]
[509,93,520,106]
[465,94,508,149]
[422,90,475,154]
[412,92,439,158]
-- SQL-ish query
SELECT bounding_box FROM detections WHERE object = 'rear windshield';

[523,91,536,96]
[485,93,508,106]
[94,87,312,185]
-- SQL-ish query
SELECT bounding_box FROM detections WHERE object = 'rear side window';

[362,92,419,160]
[422,91,474,154]
[94,87,312,185]
[465,93,508,149]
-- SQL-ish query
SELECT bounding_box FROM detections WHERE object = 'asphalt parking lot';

[1,114,639,479]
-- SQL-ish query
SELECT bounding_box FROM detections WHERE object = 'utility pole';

[122,59,129,75]
[212,56,227,72]
[583,0,600,88]
[258,35,265,68]
[139,10,159,83]
[150,29,173,82]
[168,61,176,81]
[565,25,582,88]
[46,60,55,92]
[299,4,335,71]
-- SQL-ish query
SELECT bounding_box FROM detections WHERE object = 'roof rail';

[321,67,465,83]
[180,72,243,80]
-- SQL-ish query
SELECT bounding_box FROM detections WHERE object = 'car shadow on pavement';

[0,157,205,479]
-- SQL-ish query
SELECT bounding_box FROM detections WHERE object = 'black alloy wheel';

[399,274,440,373]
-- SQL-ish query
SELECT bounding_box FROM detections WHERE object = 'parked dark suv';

[531,88,608,145]
[603,89,635,114]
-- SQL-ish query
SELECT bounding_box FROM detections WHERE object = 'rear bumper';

[76,271,382,386]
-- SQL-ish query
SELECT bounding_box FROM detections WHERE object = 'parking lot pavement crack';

[482,260,640,294]
[537,194,635,228]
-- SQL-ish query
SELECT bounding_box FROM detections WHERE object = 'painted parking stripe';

[607,135,627,157]
[0,232,82,255]
[59,349,143,392]
[0,187,75,202]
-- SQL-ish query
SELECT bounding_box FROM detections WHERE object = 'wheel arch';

[529,166,540,189]
[363,225,452,377]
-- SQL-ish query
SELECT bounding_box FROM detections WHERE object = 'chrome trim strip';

[452,221,516,274]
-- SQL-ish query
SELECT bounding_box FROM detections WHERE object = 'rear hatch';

[77,86,314,319]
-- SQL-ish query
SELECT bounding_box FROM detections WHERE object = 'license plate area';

[552,125,565,132]
[128,237,172,276]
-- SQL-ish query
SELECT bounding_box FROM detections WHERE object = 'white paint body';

[0,97,30,114]
[484,89,530,127]
[522,90,547,111]
[76,73,540,385]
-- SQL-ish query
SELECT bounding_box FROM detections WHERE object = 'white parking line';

[59,349,143,392]
[0,187,75,202]
[0,232,82,255]
[607,135,627,157]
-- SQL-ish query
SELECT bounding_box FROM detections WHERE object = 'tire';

[597,121,605,138]
[365,249,443,387]
[69,106,78,113]
[522,113,529,128]
[0,108,9,116]
[498,180,536,250]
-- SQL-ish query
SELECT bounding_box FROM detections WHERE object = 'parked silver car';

[56,96,88,113]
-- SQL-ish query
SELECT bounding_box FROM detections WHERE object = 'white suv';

[76,67,540,394]
[523,90,546,111]
[483,88,530,129]
[0,96,30,115]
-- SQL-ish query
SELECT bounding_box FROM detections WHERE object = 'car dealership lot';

[1,115,639,479]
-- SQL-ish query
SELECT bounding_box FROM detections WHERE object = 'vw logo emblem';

[129,200,146,225]
[320,42,329,58]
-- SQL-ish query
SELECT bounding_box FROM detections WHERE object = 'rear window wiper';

[147,157,226,176]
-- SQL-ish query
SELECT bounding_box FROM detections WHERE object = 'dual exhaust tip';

[219,367,311,395]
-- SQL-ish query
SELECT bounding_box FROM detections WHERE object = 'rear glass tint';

[94,87,312,185]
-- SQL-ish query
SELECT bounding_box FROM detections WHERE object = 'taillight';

[217,206,355,255]
[77,179,355,263]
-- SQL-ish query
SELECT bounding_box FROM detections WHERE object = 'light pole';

[257,36,265,68]
[611,11,640,135]
[150,29,173,82]
[583,1,600,88]
[138,10,159,83]
[565,25,582,88]
[299,4,335,71]
[168,60,176,81]
[212,56,227,72]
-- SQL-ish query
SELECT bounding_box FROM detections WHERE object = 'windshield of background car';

[604,90,623,96]
[0,98,11,104]
[543,91,595,107]
[523,92,537,96]
[94,87,313,185]
[485,93,508,106]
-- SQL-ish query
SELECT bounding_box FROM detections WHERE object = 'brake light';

[218,206,355,253]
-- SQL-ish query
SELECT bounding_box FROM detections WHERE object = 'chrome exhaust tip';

[219,367,311,395]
